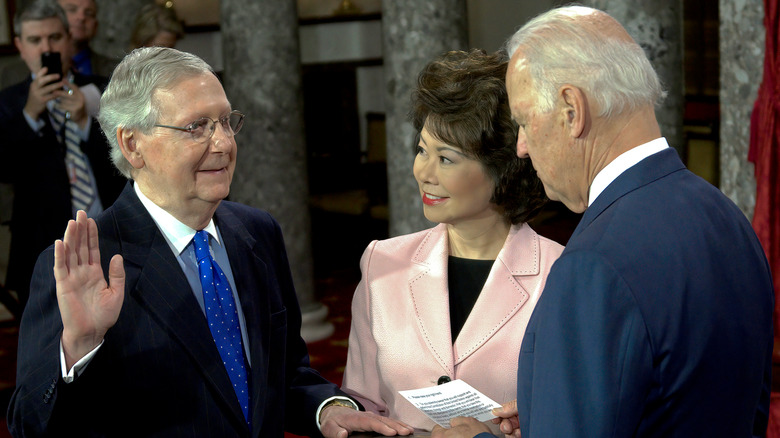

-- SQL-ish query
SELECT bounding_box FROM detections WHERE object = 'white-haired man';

[432,6,773,438]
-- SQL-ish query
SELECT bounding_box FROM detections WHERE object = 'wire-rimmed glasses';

[154,110,245,143]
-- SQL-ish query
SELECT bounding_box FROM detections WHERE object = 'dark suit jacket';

[7,183,346,437]
[0,58,28,91]
[516,148,774,437]
[0,74,124,297]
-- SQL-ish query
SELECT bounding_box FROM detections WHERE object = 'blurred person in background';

[130,3,184,49]
[58,0,117,77]
[0,0,122,314]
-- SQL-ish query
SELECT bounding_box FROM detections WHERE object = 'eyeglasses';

[154,110,245,143]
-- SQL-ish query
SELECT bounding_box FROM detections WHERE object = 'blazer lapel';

[110,187,249,431]
[572,148,686,240]
[409,224,456,376]
[214,206,269,436]
[453,224,534,364]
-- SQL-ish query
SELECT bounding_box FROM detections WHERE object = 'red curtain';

[752,1,780,435]
[750,0,780,335]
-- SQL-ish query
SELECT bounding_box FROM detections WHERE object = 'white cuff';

[60,339,103,383]
[316,395,358,432]
[22,110,46,133]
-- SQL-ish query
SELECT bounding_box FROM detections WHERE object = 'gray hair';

[503,6,666,118]
[98,47,215,179]
[14,0,69,36]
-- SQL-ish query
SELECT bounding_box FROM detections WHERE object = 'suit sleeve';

[0,86,42,182]
[518,249,653,437]
[341,240,388,415]
[6,247,68,436]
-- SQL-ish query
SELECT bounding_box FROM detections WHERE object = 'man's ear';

[117,127,145,169]
[560,85,587,138]
[13,37,21,54]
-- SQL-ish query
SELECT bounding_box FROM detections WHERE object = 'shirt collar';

[133,183,220,255]
[588,137,669,207]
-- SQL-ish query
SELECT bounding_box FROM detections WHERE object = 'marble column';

[382,0,469,237]
[220,0,332,342]
[719,0,763,218]
[92,0,149,58]
[585,0,685,156]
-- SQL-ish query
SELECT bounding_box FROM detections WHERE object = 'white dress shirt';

[588,137,669,207]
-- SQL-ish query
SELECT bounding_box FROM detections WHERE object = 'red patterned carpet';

[306,273,356,388]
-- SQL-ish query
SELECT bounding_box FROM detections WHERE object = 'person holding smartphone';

[0,0,124,315]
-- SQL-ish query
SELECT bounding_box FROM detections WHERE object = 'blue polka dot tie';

[193,230,250,424]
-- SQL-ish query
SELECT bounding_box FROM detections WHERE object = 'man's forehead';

[151,78,229,115]
[152,77,210,100]
[506,55,531,95]
[20,18,66,37]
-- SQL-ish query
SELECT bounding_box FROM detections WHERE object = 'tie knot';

[193,230,211,262]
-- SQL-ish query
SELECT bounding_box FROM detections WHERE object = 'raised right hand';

[54,210,125,369]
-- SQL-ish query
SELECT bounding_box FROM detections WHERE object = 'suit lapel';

[110,188,249,431]
[213,206,269,436]
[571,148,686,241]
[453,224,534,364]
[409,225,456,376]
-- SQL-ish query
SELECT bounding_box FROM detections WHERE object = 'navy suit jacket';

[8,183,345,437]
[0,75,124,296]
[516,149,774,437]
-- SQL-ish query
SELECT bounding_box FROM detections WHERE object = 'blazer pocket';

[270,307,287,332]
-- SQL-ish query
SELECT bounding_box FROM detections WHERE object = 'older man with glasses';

[8,46,414,438]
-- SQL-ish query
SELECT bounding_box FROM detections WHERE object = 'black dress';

[447,256,494,341]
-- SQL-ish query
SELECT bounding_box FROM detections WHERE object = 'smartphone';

[40,52,62,84]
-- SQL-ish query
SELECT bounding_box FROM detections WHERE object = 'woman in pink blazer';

[342,49,564,432]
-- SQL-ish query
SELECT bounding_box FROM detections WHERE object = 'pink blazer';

[342,223,564,431]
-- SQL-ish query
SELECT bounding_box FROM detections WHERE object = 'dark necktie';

[193,230,250,424]
[50,103,96,213]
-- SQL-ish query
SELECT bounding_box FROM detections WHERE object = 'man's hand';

[23,66,64,120]
[55,210,125,369]
[431,417,493,437]
[319,405,414,438]
[55,80,89,129]
[490,400,520,437]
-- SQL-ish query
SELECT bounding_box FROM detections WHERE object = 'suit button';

[437,375,451,385]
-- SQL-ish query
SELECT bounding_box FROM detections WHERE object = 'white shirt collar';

[133,183,220,255]
[588,137,669,207]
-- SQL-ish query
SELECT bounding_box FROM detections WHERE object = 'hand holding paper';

[399,379,501,428]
